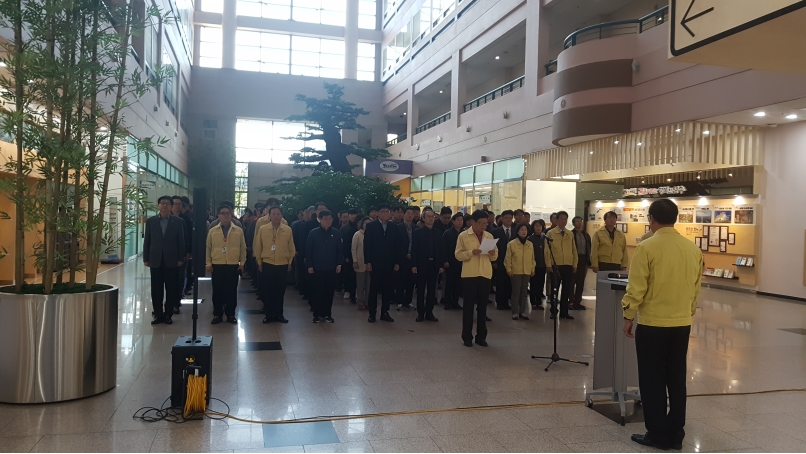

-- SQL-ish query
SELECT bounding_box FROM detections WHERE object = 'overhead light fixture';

[641,199,650,207]
[617,200,625,208]
[614,140,619,144]
[589,151,594,155]
[703,130,710,135]
[641,180,645,184]
[495,56,500,60]
[675,128,681,132]
[667,178,672,182]
[754,112,766,117]
[595,201,602,208]
[403,112,406,115]
[734,195,746,205]
[439,90,443,93]
[728,173,733,177]
[568,150,572,153]
[637,142,643,146]
[786,114,798,120]
[698,196,709,206]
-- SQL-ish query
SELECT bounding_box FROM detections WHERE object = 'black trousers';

[295,253,306,291]
[150,259,180,318]
[549,265,573,317]
[368,266,395,315]
[495,264,512,307]
[211,264,239,317]
[444,261,463,307]
[174,261,187,308]
[572,256,588,304]
[310,270,337,318]
[396,257,415,306]
[184,258,193,293]
[635,324,691,447]
[529,267,546,305]
[261,263,288,319]
[462,277,491,343]
[343,259,356,301]
[415,262,439,317]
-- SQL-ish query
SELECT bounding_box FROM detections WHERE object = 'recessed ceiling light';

[703,130,710,135]
[754,112,766,117]
[786,114,798,120]
[495,56,500,60]
[589,151,594,155]
[675,128,681,132]
[641,180,645,184]
[728,173,733,177]
[439,90,443,93]
[403,112,406,115]
[667,178,672,182]
[614,140,619,144]
[696,175,700,179]
[637,142,643,146]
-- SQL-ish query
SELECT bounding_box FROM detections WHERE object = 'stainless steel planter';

[0,286,118,404]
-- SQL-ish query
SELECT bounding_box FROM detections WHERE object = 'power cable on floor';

[132,388,806,425]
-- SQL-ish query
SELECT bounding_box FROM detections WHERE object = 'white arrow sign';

[670,0,806,56]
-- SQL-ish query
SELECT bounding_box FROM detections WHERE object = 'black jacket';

[363,220,403,270]
[178,212,193,254]
[340,222,358,262]
[143,214,186,268]
[573,229,592,266]
[492,225,516,264]
[398,222,418,259]
[527,234,547,269]
[442,227,463,265]
[305,226,343,272]
[411,226,443,271]
[434,220,449,233]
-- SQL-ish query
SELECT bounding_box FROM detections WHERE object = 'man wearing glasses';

[144,195,186,325]
[206,205,247,324]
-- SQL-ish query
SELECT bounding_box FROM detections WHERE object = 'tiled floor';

[1,261,806,453]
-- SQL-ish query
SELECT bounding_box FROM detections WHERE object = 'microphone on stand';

[541,232,554,243]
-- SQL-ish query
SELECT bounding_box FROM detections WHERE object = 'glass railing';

[415,112,451,135]
[463,76,524,113]
[386,132,407,147]
[563,6,668,49]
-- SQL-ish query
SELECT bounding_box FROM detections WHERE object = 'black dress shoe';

[368,314,376,323]
[380,312,395,322]
[164,316,173,325]
[151,316,163,325]
[426,314,439,322]
[463,340,473,347]
[475,339,488,347]
[631,433,671,451]
[485,316,492,321]
[550,314,556,320]
[312,317,322,323]
[173,307,181,314]
[262,317,272,324]
[211,316,222,324]
[324,316,335,323]
[533,304,544,311]
[576,304,587,310]
[415,315,425,322]
[227,316,238,324]
[560,315,575,320]
[276,316,289,323]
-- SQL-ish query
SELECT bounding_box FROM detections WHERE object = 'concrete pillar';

[524,0,549,95]
[192,24,201,66]
[222,0,236,69]
[407,86,418,145]
[345,0,359,79]
[450,52,466,128]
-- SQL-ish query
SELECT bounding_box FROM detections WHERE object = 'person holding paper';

[455,210,498,347]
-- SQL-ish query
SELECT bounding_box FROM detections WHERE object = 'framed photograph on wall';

[719,240,727,253]
[720,226,729,240]
[695,237,701,248]
[728,233,736,245]
[701,240,709,252]
[702,225,709,236]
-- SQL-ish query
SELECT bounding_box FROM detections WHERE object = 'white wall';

[524,180,577,221]
[758,121,806,299]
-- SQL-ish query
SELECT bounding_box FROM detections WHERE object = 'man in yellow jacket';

[591,211,629,272]
[455,210,498,347]
[622,199,703,451]
[206,205,248,325]
[254,206,296,324]
[544,211,577,320]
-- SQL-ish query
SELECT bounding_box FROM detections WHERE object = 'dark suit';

[441,227,463,309]
[143,214,186,318]
[492,226,515,308]
[363,220,403,316]
[396,222,418,308]
[412,226,443,317]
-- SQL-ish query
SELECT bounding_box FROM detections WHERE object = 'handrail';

[415,112,451,135]
[386,132,407,147]
[463,76,525,113]
[545,60,557,76]
[563,5,668,49]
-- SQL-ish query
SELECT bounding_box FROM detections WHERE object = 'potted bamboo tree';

[0,0,170,403]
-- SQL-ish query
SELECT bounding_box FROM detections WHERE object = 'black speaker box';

[170,335,213,409]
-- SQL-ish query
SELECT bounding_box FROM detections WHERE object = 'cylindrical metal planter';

[0,286,118,404]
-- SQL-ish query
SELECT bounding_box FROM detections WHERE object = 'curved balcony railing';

[545,60,557,76]
[386,132,407,147]
[463,76,525,113]
[415,112,451,135]
[563,5,668,49]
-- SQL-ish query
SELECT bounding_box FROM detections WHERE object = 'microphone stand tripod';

[531,234,589,371]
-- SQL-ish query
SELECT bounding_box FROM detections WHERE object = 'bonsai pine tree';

[286,83,390,173]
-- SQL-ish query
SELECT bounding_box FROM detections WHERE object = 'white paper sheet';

[479,238,498,255]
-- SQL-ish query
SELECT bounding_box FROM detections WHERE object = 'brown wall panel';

[552,104,632,146]
[554,59,634,99]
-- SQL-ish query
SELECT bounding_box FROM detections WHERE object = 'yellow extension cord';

[201,387,806,425]
[184,374,208,418]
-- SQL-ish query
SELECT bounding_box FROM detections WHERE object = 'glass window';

[411,177,421,192]
[289,0,346,26]
[143,17,159,78]
[235,30,290,74]
[162,47,177,116]
[198,27,222,68]
[474,163,493,184]
[201,0,223,13]
[236,119,324,164]
[445,169,458,188]
[357,42,375,81]
[237,0,291,19]
[459,167,473,186]
[358,0,376,29]
[431,173,445,190]
[291,36,344,79]
[421,175,432,191]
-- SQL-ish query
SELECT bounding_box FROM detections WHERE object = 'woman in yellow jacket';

[504,224,536,320]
